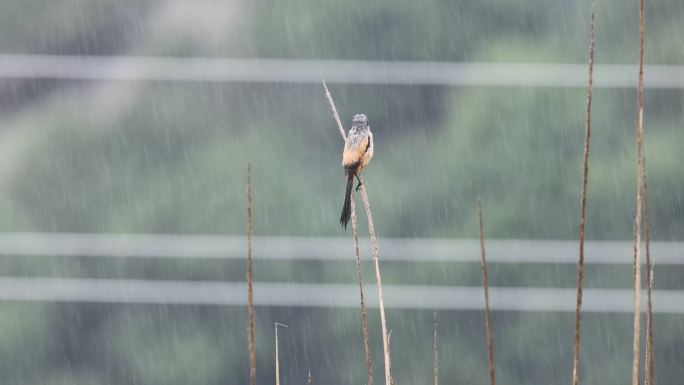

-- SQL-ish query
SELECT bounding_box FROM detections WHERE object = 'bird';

[340,113,374,229]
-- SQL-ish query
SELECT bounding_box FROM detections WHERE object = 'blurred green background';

[0,0,682,384]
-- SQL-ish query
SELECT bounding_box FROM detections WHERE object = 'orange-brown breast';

[342,135,370,169]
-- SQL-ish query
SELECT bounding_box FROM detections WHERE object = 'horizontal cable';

[0,232,680,265]
[1,55,683,88]
[0,277,679,313]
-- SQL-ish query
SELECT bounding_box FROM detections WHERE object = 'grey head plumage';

[352,113,368,128]
[350,114,369,136]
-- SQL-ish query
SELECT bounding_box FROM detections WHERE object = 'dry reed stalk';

[433,312,439,385]
[275,323,288,385]
[631,0,646,384]
[322,81,393,385]
[478,197,496,385]
[247,164,257,385]
[359,179,392,385]
[387,330,394,385]
[572,4,596,385]
[351,197,374,385]
[644,174,655,385]
[323,81,347,140]
[323,79,373,385]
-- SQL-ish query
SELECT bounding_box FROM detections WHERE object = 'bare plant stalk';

[323,81,392,385]
[645,258,655,385]
[359,180,392,385]
[478,197,496,385]
[387,330,394,385]
[632,0,646,384]
[247,164,257,385]
[433,312,439,385]
[275,323,288,385]
[351,197,374,385]
[572,4,596,385]
[644,173,655,385]
[323,81,347,140]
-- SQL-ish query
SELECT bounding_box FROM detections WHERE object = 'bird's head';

[351,114,369,132]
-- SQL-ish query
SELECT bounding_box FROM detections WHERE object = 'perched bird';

[340,114,374,229]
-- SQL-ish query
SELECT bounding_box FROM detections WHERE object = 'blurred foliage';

[0,0,683,384]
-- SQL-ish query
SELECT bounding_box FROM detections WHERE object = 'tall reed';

[644,168,655,385]
[247,164,257,385]
[631,0,647,384]
[351,196,374,385]
[433,312,439,385]
[478,197,496,385]
[323,81,392,385]
[572,4,596,385]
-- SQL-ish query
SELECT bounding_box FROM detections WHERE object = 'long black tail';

[340,173,354,229]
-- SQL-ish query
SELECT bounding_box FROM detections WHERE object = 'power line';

[0,277,679,312]
[0,232,681,264]
[1,55,684,88]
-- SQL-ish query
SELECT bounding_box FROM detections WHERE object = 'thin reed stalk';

[247,164,257,385]
[387,330,394,385]
[644,172,655,385]
[631,0,646,384]
[323,81,347,140]
[275,323,288,385]
[572,4,596,385]
[433,312,439,385]
[351,197,374,385]
[323,81,392,385]
[478,197,496,385]
[358,180,392,385]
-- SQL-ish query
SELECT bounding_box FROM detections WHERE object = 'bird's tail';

[340,173,354,230]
